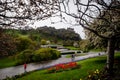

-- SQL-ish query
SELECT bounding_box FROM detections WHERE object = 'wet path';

[0,52,106,80]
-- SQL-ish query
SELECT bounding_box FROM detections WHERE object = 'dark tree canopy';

[0,28,16,57]
[37,26,81,41]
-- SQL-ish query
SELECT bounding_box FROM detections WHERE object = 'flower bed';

[47,62,80,73]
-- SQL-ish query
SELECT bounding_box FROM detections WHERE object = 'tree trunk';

[106,38,115,75]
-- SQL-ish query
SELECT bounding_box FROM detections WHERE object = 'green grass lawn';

[16,56,110,80]
[0,56,17,69]
[65,46,80,50]
[89,48,104,52]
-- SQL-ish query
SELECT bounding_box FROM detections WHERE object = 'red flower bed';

[47,62,79,73]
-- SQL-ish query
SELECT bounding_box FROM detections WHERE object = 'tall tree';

[56,0,120,76]
[0,28,16,57]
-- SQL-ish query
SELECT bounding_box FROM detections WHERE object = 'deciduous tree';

[56,0,120,76]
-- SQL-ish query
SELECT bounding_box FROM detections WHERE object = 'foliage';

[0,48,61,68]
[79,40,93,52]
[4,29,20,38]
[0,29,16,57]
[15,36,36,52]
[3,27,81,45]
[85,29,108,49]
[62,40,74,46]
[29,33,41,42]
[16,49,34,64]
[3,73,27,80]
[50,49,61,59]
[40,39,47,45]
[33,48,61,62]
[37,26,81,44]
[86,69,102,80]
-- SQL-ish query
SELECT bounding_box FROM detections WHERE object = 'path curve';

[0,52,106,80]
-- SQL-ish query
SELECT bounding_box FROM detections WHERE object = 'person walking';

[24,63,27,73]
[98,53,101,55]
[71,54,75,61]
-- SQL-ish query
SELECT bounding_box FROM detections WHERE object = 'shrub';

[87,69,101,80]
[50,49,61,59]
[40,39,47,45]
[33,48,51,61]
[33,48,61,62]
[16,49,34,64]
[16,48,61,64]
[15,37,36,52]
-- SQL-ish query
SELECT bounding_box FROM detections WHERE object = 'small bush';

[87,69,101,80]
[16,48,61,64]
[33,48,51,61]
[16,49,34,64]
[50,49,61,59]
[33,48,61,62]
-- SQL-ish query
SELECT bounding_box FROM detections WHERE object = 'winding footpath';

[0,52,106,80]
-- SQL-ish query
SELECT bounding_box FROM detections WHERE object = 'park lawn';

[65,46,80,50]
[89,48,104,52]
[0,56,17,69]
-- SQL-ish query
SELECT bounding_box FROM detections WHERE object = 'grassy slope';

[65,46,80,50]
[89,48,104,52]
[0,56,17,69]
[17,55,110,80]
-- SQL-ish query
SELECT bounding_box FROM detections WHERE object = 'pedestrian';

[24,63,27,73]
[71,54,75,61]
[98,53,100,55]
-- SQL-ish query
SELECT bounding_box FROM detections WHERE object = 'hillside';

[37,26,81,41]
[4,26,81,45]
